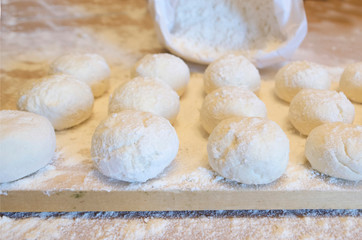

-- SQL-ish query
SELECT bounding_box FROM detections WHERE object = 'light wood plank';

[1,190,361,212]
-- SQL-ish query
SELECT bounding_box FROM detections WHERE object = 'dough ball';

[305,123,362,181]
[207,117,289,184]
[131,53,190,96]
[91,110,179,182]
[289,89,355,135]
[0,110,56,183]
[275,61,330,102]
[17,74,94,131]
[339,62,362,103]
[200,86,267,134]
[49,53,111,97]
[108,77,180,124]
[203,54,260,94]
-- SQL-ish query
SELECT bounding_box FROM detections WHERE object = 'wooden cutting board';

[1,77,361,212]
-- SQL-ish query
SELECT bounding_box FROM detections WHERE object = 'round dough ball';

[91,110,179,182]
[17,74,94,131]
[339,62,362,103]
[108,77,180,124]
[274,61,330,102]
[200,86,267,134]
[49,53,111,97]
[131,53,190,96]
[0,110,56,183]
[289,89,355,135]
[203,54,260,94]
[305,123,362,181]
[207,117,289,184]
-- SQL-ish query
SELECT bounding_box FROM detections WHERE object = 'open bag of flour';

[149,0,307,68]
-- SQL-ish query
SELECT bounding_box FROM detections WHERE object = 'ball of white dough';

[207,117,289,184]
[203,54,260,94]
[0,110,56,183]
[91,110,179,182]
[131,53,190,96]
[305,123,362,181]
[339,62,362,103]
[17,74,94,130]
[200,86,267,134]
[275,61,330,102]
[109,77,180,124]
[289,89,355,135]
[50,53,111,97]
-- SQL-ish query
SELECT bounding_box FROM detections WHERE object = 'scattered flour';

[0,210,361,239]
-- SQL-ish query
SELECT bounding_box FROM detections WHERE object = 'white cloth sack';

[149,0,308,68]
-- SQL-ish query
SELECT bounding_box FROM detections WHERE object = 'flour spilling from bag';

[149,0,308,68]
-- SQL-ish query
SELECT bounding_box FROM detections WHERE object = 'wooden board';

[2,190,362,212]
[1,77,361,212]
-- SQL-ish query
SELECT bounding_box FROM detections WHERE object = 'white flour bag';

[149,0,307,68]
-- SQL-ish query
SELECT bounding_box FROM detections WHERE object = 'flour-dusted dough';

[274,61,330,103]
[17,74,94,131]
[289,89,355,135]
[339,62,362,103]
[131,53,190,96]
[0,110,56,183]
[305,123,362,181]
[200,86,267,134]
[203,54,260,94]
[207,117,289,184]
[91,110,179,182]
[49,53,111,97]
[108,77,180,124]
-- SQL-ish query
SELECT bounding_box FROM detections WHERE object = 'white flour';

[170,0,285,60]
[1,210,361,239]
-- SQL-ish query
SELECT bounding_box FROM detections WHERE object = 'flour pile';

[149,0,307,66]
[170,0,284,60]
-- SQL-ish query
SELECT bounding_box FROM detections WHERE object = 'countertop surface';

[1,0,362,239]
